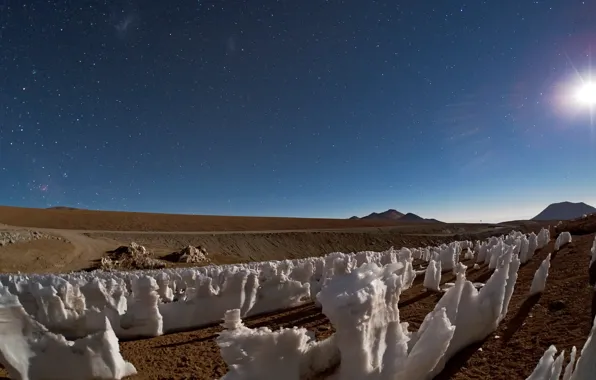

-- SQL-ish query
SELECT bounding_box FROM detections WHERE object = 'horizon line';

[0,203,548,224]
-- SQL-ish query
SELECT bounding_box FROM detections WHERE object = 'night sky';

[2,1,596,222]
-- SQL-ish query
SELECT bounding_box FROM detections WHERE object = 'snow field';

[217,233,524,379]
[0,287,136,380]
[0,241,472,341]
[0,228,584,379]
[216,228,596,379]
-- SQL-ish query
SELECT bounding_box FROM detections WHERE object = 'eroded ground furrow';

[120,303,331,379]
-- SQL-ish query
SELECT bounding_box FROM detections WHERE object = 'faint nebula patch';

[114,13,137,36]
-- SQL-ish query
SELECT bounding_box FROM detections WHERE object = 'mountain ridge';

[350,209,442,223]
[532,201,596,221]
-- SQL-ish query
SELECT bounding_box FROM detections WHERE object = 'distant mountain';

[349,209,442,223]
[362,209,404,220]
[47,206,80,210]
[400,213,443,223]
[532,201,596,221]
[399,212,425,222]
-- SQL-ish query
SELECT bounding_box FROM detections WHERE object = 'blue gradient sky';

[2,0,596,223]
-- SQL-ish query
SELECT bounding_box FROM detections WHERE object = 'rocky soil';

[0,229,65,246]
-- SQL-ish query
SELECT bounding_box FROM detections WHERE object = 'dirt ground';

[86,231,467,267]
[555,213,596,236]
[0,227,468,273]
[0,205,441,232]
[0,206,543,273]
[0,226,545,274]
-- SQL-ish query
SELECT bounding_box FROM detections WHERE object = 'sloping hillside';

[532,201,596,221]
[361,209,404,220]
[350,209,442,223]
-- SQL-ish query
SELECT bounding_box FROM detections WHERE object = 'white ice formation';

[528,313,596,380]
[0,228,559,379]
[538,228,551,250]
[555,232,572,251]
[529,254,551,296]
[216,233,524,379]
[423,259,441,292]
[590,236,596,267]
[0,287,136,380]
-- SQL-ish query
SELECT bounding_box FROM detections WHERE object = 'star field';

[2,0,596,222]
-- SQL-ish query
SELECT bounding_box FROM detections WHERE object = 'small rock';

[101,242,165,270]
[548,300,566,312]
[172,245,208,263]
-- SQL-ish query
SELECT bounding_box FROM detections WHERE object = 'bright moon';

[576,82,596,105]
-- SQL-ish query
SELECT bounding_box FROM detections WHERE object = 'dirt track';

[0,226,464,273]
[0,205,544,273]
[0,224,540,274]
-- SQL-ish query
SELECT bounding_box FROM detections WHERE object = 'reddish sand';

[0,205,417,232]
